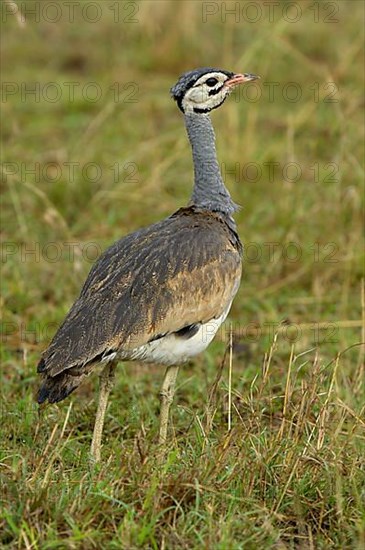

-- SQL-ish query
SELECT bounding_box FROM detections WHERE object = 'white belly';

[116,303,232,366]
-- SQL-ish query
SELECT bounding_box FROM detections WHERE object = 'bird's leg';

[159,365,179,446]
[90,361,116,462]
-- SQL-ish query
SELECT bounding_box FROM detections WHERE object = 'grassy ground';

[1,0,364,548]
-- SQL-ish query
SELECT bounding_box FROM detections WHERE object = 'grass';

[1,0,364,548]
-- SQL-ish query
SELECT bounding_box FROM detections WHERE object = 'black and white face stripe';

[208,87,224,96]
[193,97,228,114]
[182,71,235,114]
[192,72,225,91]
[171,68,236,114]
[171,67,259,114]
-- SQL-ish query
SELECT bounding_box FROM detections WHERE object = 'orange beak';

[224,73,260,88]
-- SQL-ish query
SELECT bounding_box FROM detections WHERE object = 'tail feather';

[37,357,46,374]
[37,372,84,404]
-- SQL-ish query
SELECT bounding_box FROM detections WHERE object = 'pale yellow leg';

[158,365,179,446]
[90,362,116,462]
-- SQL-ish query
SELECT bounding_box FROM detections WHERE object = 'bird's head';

[171,67,259,114]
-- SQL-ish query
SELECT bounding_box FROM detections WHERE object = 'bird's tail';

[37,371,83,404]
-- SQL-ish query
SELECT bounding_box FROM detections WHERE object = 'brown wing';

[38,207,242,378]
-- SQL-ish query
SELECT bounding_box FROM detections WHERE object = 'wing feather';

[38,207,242,377]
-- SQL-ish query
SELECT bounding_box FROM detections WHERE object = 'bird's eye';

[205,77,218,87]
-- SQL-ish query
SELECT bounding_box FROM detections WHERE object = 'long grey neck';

[184,112,238,215]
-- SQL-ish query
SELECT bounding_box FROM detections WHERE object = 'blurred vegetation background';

[1,1,364,548]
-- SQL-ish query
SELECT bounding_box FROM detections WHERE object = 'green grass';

[1,1,364,548]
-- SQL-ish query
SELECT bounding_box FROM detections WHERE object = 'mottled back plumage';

[37,207,242,403]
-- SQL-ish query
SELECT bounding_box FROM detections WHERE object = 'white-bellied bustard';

[37,68,259,461]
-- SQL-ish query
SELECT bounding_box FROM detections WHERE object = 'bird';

[37,67,259,462]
